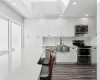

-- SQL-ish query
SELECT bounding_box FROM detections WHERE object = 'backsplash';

[43,37,91,46]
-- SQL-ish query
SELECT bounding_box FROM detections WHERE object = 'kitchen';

[0,0,98,80]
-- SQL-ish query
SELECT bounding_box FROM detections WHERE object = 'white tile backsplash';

[43,37,91,46]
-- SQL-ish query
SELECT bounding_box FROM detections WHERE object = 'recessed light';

[86,14,88,16]
[40,15,42,16]
[73,2,76,5]
[12,3,16,5]
[60,15,62,16]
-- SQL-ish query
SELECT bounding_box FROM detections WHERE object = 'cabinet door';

[49,19,62,37]
[71,52,77,63]
[39,19,49,37]
[91,50,97,64]
[56,52,77,63]
[88,18,97,37]
[56,52,70,63]
[24,19,38,67]
[61,19,75,37]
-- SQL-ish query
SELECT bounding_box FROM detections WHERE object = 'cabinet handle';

[38,35,39,38]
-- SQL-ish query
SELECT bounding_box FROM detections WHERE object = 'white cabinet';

[49,19,75,37]
[56,52,77,63]
[39,18,75,37]
[39,19,49,37]
[91,49,97,64]
[24,19,43,66]
[49,19,62,37]
[61,19,75,37]
[88,18,97,37]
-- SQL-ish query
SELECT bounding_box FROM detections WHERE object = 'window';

[11,23,22,72]
[0,18,8,51]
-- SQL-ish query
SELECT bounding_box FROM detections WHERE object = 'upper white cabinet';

[39,19,49,37]
[49,19,62,37]
[39,18,96,37]
[61,19,75,37]
[88,18,97,37]
[24,19,43,66]
[48,18,75,37]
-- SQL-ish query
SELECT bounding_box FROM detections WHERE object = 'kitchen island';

[5,48,44,80]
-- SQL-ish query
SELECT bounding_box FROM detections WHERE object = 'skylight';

[27,0,57,2]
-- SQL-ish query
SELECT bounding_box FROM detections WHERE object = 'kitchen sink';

[56,45,69,52]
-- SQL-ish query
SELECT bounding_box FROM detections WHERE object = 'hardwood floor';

[52,64,97,80]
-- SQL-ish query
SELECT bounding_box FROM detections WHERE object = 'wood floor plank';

[52,64,97,80]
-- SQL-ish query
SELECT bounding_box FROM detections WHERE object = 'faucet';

[60,37,62,45]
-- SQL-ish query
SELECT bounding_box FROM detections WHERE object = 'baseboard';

[91,63,97,65]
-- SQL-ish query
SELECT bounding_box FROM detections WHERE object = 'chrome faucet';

[60,37,62,45]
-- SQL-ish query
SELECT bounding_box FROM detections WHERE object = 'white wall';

[97,2,100,80]
[0,0,24,23]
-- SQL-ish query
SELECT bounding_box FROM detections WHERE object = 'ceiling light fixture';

[40,15,42,17]
[60,15,62,16]
[12,3,16,6]
[86,14,89,16]
[73,2,76,5]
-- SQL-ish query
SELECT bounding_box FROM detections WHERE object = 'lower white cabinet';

[91,50,97,64]
[56,52,77,63]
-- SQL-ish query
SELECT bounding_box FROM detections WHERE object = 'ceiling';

[1,0,97,18]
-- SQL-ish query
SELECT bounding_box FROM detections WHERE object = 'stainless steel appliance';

[73,40,91,65]
[75,25,88,34]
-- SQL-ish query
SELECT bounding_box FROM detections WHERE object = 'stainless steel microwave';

[75,25,88,34]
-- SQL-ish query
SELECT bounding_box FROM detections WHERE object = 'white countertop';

[5,64,42,80]
[5,48,44,80]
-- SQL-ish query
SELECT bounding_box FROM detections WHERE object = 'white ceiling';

[1,0,97,18]
[64,0,97,17]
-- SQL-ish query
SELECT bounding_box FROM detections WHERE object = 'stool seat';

[40,65,49,78]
